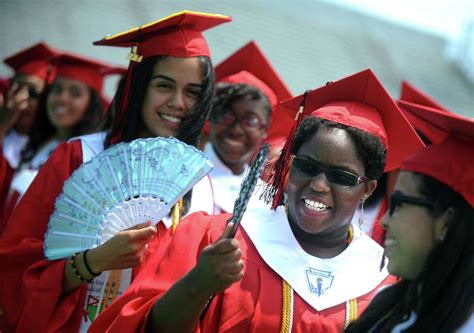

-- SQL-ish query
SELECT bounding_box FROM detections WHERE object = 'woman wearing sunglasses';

[205,41,292,213]
[346,105,474,332]
[89,69,423,333]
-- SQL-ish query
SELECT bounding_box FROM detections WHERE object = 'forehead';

[13,74,45,89]
[394,171,424,196]
[53,77,89,90]
[151,56,203,83]
[298,126,364,170]
[230,98,267,117]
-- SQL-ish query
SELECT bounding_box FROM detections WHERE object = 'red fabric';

[280,69,425,172]
[3,42,58,83]
[0,140,172,332]
[0,148,15,234]
[90,212,396,333]
[402,135,474,208]
[399,81,450,112]
[94,11,231,58]
[371,195,388,245]
[215,41,292,109]
[1,191,19,233]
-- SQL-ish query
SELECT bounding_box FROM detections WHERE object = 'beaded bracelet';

[70,253,93,283]
[83,249,101,277]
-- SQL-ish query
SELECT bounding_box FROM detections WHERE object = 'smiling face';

[47,77,91,130]
[382,171,444,280]
[210,96,268,175]
[287,126,377,240]
[139,57,203,138]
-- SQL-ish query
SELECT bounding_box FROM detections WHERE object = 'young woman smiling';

[0,11,230,333]
[346,102,473,333]
[88,69,424,333]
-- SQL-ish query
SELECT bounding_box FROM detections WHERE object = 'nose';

[309,172,331,192]
[168,90,185,111]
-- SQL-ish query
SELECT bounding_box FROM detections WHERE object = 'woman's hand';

[193,223,244,296]
[0,83,29,138]
[87,221,157,273]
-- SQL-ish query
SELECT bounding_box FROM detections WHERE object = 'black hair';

[103,55,215,213]
[346,174,474,333]
[291,117,387,180]
[20,84,104,165]
[210,82,271,123]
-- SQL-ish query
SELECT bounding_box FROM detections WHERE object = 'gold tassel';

[171,197,183,233]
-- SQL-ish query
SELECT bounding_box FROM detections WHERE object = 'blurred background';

[1,0,472,117]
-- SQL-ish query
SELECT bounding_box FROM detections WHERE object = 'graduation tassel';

[171,197,183,234]
[109,45,142,145]
[261,91,308,210]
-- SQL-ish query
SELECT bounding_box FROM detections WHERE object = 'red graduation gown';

[0,147,15,234]
[0,140,170,333]
[89,212,395,333]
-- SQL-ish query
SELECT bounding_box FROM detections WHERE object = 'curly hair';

[210,82,271,122]
[20,84,104,164]
[346,173,474,333]
[291,117,387,180]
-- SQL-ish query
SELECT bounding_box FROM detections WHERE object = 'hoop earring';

[358,195,367,230]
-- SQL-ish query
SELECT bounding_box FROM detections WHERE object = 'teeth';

[160,114,181,123]
[384,239,397,247]
[55,107,67,115]
[304,199,329,212]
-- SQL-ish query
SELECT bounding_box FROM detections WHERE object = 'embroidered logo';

[305,267,334,296]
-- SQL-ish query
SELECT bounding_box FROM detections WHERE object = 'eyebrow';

[150,74,203,88]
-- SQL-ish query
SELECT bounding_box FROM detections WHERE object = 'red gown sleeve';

[89,212,229,333]
[0,146,15,234]
[0,141,85,333]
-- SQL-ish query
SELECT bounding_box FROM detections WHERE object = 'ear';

[434,207,454,242]
[362,179,378,201]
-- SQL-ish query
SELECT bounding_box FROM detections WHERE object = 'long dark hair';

[103,55,215,213]
[103,55,215,148]
[20,83,104,165]
[346,174,474,333]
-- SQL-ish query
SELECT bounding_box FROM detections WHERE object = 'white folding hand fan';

[44,137,213,260]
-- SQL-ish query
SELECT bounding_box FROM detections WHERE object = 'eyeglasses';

[388,190,434,216]
[214,110,266,132]
[292,155,368,187]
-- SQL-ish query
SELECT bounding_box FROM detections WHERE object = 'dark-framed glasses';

[388,190,434,216]
[214,110,266,132]
[292,155,368,187]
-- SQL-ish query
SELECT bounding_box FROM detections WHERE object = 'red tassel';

[109,61,137,145]
[262,91,308,210]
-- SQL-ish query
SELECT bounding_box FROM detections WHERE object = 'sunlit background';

[1,0,472,117]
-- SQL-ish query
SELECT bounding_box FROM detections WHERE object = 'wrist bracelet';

[71,253,93,283]
[83,249,101,276]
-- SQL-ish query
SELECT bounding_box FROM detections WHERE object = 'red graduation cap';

[397,81,452,144]
[3,42,59,83]
[399,81,450,112]
[93,10,231,144]
[401,109,474,207]
[215,41,292,108]
[53,53,122,93]
[265,69,425,209]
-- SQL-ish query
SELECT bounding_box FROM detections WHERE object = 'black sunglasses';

[292,155,368,187]
[388,190,434,216]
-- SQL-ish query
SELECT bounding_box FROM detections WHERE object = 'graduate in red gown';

[89,69,424,333]
[0,53,119,229]
[0,10,230,333]
[0,42,58,229]
[205,40,292,213]
[346,104,474,333]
